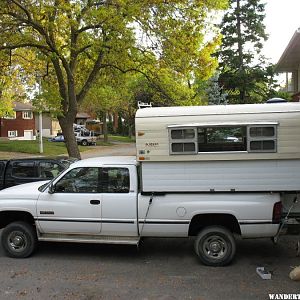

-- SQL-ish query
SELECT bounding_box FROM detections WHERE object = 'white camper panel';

[135,103,300,162]
[141,160,300,192]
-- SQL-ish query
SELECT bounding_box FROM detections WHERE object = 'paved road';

[0,235,299,299]
[1,142,300,299]
[81,142,136,158]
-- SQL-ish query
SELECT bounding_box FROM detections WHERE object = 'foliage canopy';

[0,0,227,157]
[217,0,275,104]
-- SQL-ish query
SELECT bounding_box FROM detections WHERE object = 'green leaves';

[0,0,228,156]
[217,0,274,103]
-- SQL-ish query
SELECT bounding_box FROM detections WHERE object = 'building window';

[22,111,33,119]
[8,131,18,138]
[248,126,277,152]
[169,128,197,154]
[169,125,277,154]
[3,112,16,119]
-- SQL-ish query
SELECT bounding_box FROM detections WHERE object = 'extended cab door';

[37,167,102,234]
[100,165,138,236]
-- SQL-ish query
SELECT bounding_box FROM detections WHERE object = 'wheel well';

[188,213,241,236]
[0,211,35,229]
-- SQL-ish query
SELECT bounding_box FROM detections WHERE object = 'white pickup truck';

[0,156,282,266]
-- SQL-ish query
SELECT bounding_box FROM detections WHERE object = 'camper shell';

[135,103,300,194]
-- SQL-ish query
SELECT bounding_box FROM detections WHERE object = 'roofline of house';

[275,28,300,73]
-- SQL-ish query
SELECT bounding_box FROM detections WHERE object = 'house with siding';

[276,28,300,101]
[0,102,36,140]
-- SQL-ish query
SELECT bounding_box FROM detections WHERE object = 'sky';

[264,0,300,63]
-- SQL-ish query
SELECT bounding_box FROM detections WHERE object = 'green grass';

[0,136,133,156]
[0,139,68,156]
[0,139,101,156]
[108,135,136,143]
[0,135,134,156]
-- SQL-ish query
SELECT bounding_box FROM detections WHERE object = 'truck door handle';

[90,200,100,205]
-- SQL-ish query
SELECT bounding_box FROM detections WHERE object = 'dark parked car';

[0,157,75,190]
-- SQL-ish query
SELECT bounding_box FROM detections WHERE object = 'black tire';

[194,226,236,267]
[1,221,37,258]
[81,140,88,146]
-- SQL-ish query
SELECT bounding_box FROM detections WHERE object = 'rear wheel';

[81,139,88,146]
[194,226,236,266]
[1,221,37,258]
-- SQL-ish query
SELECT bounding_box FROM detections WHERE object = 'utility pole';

[38,76,43,154]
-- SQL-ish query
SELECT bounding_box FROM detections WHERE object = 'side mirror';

[48,183,55,194]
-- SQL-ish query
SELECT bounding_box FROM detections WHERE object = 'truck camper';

[135,103,300,221]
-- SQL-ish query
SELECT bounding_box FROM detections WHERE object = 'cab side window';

[55,167,100,193]
[11,161,36,178]
[102,168,130,193]
[0,161,5,180]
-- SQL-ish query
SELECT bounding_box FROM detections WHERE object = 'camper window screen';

[170,128,197,154]
[248,126,277,152]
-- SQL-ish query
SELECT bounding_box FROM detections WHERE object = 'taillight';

[272,201,282,223]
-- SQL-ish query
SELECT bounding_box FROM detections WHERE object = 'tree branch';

[76,49,105,103]
[51,56,68,112]
[0,43,50,52]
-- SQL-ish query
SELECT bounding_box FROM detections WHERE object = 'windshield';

[38,174,59,192]
[38,158,77,192]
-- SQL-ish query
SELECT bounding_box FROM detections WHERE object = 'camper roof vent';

[138,101,152,109]
[266,98,287,103]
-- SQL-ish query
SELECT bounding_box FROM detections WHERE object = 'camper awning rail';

[167,121,279,128]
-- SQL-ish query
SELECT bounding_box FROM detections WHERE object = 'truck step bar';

[38,233,140,245]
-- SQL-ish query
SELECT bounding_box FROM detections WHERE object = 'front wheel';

[1,221,37,258]
[194,226,236,266]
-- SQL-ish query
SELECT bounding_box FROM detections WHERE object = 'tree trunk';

[59,116,81,159]
[113,112,118,134]
[102,111,108,143]
[236,0,246,103]
[128,125,133,139]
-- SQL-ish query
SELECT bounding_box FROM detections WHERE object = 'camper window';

[198,126,246,152]
[169,124,277,154]
[248,125,277,152]
[169,128,197,154]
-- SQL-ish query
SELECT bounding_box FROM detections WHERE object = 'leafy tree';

[0,0,227,158]
[0,51,23,116]
[217,0,275,103]
[206,73,227,105]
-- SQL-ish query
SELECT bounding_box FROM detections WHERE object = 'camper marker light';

[138,131,145,136]
[139,157,145,160]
